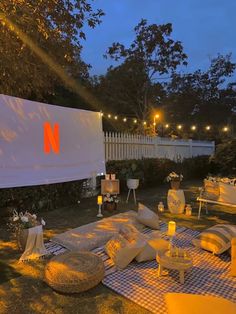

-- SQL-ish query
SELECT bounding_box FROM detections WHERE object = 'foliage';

[107,156,215,190]
[0,1,104,99]
[103,19,187,122]
[103,193,119,203]
[120,162,144,180]
[211,139,236,175]
[166,172,183,182]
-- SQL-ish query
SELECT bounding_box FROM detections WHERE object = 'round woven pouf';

[44,251,104,293]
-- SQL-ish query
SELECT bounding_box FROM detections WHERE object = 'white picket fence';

[104,132,215,161]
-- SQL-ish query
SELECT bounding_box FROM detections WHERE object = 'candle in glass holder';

[97,195,103,205]
[185,204,192,216]
[167,221,176,237]
[111,174,116,180]
[105,174,110,180]
[158,201,164,212]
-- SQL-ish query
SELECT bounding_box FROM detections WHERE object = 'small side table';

[167,189,185,214]
[156,250,193,284]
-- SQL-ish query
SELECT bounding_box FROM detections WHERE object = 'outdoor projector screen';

[0,94,105,188]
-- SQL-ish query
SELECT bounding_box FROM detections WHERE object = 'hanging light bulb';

[100,112,104,117]
[134,119,137,123]
[206,125,211,131]
[123,117,127,122]
[191,125,196,131]
[114,116,118,120]
[143,121,147,125]
[177,124,182,130]
[108,114,111,118]
[165,124,169,128]
[223,126,229,132]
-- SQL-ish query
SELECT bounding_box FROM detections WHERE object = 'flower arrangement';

[103,193,119,203]
[166,172,183,182]
[8,209,46,234]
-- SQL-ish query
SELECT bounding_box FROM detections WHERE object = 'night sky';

[82,0,236,80]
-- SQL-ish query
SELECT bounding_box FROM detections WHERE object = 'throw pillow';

[119,224,147,243]
[105,234,145,269]
[137,203,159,229]
[135,233,169,262]
[203,179,220,201]
[192,224,236,254]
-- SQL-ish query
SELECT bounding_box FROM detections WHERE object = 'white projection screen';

[0,94,105,188]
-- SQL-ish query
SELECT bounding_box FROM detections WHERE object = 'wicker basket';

[44,251,105,293]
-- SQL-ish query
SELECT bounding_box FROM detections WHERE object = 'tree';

[163,54,236,126]
[104,19,187,120]
[0,1,104,100]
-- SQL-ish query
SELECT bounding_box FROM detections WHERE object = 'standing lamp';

[97,195,103,218]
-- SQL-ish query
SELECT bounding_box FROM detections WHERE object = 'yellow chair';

[165,293,236,314]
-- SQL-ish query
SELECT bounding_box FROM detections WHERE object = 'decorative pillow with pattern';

[192,224,236,255]
[105,234,145,269]
[137,203,159,229]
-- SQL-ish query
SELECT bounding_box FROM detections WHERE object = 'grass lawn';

[0,180,235,313]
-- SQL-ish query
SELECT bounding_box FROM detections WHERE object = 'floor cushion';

[44,251,104,293]
[105,233,145,269]
[165,293,236,314]
[135,232,169,262]
[137,203,159,229]
[203,179,220,201]
[192,224,236,254]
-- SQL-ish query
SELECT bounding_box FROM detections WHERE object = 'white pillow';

[119,224,147,242]
[137,203,159,229]
[135,232,169,262]
[105,234,145,269]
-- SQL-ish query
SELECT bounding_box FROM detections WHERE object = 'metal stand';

[97,204,103,218]
[126,188,137,204]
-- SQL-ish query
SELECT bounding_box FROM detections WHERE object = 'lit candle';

[97,195,103,205]
[167,221,176,237]
[158,202,164,212]
[105,174,110,180]
[111,174,116,180]
[185,204,192,216]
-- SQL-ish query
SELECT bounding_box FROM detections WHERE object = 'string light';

[100,111,231,134]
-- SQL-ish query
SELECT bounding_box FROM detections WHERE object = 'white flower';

[21,216,29,223]
[13,216,19,222]
[41,218,46,226]
[32,214,37,220]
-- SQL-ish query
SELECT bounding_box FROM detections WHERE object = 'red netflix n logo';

[44,122,60,154]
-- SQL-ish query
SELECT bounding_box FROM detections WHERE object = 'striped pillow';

[192,224,236,254]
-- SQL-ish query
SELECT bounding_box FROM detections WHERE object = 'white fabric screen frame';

[0,94,105,188]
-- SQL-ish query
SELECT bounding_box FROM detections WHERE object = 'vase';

[104,202,117,211]
[16,228,29,252]
[171,180,180,190]
[127,179,139,190]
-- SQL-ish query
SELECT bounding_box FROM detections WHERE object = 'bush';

[107,155,214,190]
[212,140,236,175]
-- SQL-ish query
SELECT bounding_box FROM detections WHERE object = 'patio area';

[0,180,235,314]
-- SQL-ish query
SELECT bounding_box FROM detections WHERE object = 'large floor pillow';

[137,203,159,229]
[44,251,104,293]
[165,293,236,314]
[192,224,236,254]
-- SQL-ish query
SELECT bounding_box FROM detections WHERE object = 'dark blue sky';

[81,0,236,80]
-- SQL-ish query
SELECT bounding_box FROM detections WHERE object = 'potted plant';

[166,172,183,190]
[8,210,46,251]
[121,162,143,190]
[103,193,119,211]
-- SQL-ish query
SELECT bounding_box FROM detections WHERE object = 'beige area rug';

[51,210,144,251]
